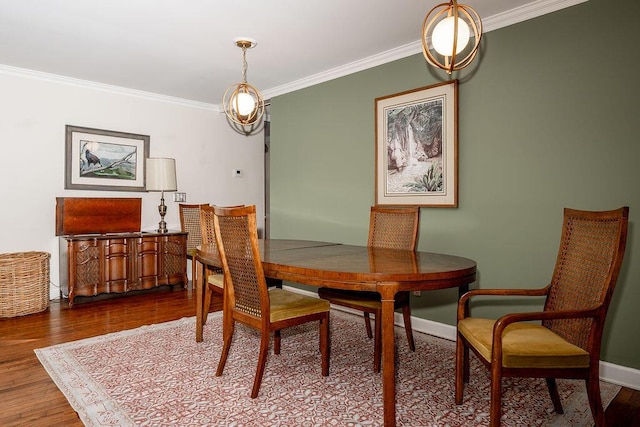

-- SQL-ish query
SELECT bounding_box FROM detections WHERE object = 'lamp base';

[157,221,168,234]
[157,192,168,233]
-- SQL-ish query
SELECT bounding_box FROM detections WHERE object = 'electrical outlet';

[173,192,186,202]
[413,290,421,297]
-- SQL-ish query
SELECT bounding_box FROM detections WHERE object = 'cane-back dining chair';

[318,205,419,372]
[179,203,209,289]
[198,205,225,326]
[456,207,629,427]
[213,205,330,398]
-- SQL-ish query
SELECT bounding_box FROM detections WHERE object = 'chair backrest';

[201,204,246,249]
[368,206,420,251]
[199,205,217,247]
[544,207,628,352]
[213,205,268,321]
[179,204,208,252]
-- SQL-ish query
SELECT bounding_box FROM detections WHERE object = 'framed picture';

[65,125,150,191]
[375,80,458,207]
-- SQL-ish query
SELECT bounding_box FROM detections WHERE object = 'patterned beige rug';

[35,310,619,426]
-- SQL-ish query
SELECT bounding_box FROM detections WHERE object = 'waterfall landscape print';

[375,81,458,207]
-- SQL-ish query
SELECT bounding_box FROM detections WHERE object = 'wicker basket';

[0,251,51,317]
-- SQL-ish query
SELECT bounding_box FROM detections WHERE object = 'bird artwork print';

[85,149,102,168]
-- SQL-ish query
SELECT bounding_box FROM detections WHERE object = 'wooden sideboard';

[59,231,187,306]
[56,197,187,306]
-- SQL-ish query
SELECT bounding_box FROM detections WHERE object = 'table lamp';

[146,157,177,233]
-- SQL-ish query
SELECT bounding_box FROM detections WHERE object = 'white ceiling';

[0,0,584,107]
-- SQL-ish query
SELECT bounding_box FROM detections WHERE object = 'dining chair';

[318,205,419,372]
[198,205,225,326]
[455,207,629,427]
[213,205,330,398]
[179,203,209,289]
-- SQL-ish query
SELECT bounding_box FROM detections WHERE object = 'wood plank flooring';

[0,285,638,426]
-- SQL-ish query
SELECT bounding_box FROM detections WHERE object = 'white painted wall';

[0,71,265,299]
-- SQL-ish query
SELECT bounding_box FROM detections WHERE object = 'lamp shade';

[432,15,470,56]
[146,158,177,192]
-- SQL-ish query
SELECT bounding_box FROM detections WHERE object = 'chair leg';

[364,312,373,339]
[215,321,235,377]
[546,378,564,414]
[202,287,212,325]
[455,333,465,404]
[489,364,503,427]
[190,256,196,290]
[402,304,415,352]
[373,311,382,373]
[274,330,281,355]
[320,314,330,376]
[586,370,605,426]
[251,329,271,398]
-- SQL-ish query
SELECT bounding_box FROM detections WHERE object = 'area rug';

[35,310,619,426]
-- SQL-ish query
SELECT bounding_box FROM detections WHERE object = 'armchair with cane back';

[318,205,419,372]
[213,205,331,398]
[455,207,629,427]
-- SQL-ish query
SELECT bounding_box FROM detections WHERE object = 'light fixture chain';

[242,47,248,83]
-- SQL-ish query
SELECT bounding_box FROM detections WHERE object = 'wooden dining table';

[194,239,477,427]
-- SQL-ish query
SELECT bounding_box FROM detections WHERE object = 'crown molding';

[482,0,588,32]
[0,63,219,111]
[262,41,421,100]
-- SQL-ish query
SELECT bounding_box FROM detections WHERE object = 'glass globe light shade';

[432,15,470,56]
[231,90,256,117]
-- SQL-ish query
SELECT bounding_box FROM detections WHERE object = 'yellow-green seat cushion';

[186,248,198,258]
[269,289,330,323]
[207,274,224,289]
[458,317,590,369]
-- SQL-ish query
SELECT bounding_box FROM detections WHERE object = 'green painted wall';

[269,0,640,370]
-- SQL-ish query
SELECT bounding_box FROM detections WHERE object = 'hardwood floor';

[0,284,638,426]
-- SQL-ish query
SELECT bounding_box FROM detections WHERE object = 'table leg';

[458,283,470,315]
[458,283,469,299]
[195,258,204,342]
[380,289,397,427]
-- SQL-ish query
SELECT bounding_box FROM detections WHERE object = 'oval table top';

[197,239,476,292]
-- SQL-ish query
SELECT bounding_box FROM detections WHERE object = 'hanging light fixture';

[422,1,482,74]
[223,38,265,128]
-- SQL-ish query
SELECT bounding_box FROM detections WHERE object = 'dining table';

[194,239,477,427]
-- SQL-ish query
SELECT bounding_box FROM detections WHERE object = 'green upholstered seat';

[269,288,330,323]
[458,317,589,369]
[207,274,224,289]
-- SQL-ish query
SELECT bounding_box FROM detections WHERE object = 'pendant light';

[422,1,482,74]
[223,38,265,128]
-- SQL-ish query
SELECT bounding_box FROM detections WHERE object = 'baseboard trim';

[285,285,640,392]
